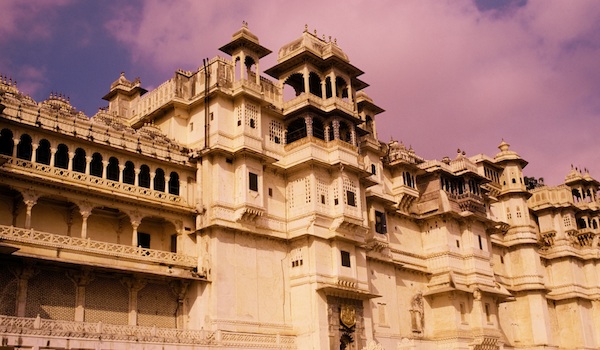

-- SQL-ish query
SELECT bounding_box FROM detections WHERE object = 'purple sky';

[2,0,599,185]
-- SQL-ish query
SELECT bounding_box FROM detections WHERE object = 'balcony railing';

[0,315,296,348]
[4,157,188,207]
[0,224,197,268]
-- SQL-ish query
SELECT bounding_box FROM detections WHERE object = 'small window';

[478,235,483,250]
[237,120,242,126]
[268,188,273,197]
[371,164,376,175]
[456,240,460,248]
[249,119,256,128]
[485,303,491,323]
[346,191,356,207]
[341,250,351,267]
[375,211,387,234]
[321,195,326,204]
[190,122,194,131]
[249,172,258,191]
[170,234,177,253]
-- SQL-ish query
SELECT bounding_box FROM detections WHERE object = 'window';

[107,157,119,181]
[123,161,135,185]
[375,211,387,234]
[139,165,151,188]
[170,234,177,253]
[346,191,356,207]
[168,172,180,195]
[16,134,33,161]
[478,235,483,250]
[249,172,258,191]
[54,144,69,169]
[341,250,351,267]
[72,148,86,173]
[485,303,491,323]
[137,232,151,248]
[268,188,273,197]
[90,153,103,177]
[371,164,376,175]
[154,168,165,191]
[36,139,51,165]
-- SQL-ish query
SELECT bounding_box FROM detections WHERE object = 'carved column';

[325,125,331,142]
[350,125,356,146]
[118,164,125,183]
[22,191,39,230]
[49,147,56,167]
[134,168,140,186]
[101,160,108,179]
[150,172,156,190]
[85,156,92,175]
[130,211,142,247]
[14,264,36,317]
[304,115,313,138]
[122,277,146,326]
[332,118,340,140]
[67,151,75,171]
[79,202,93,239]
[171,280,189,329]
[303,67,309,95]
[70,269,93,322]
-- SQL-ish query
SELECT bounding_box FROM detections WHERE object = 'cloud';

[0,0,72,44]
[103,0,600,185]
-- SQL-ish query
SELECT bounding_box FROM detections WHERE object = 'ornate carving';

[410,291,424,333]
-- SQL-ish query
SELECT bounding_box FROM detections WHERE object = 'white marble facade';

[1,24,599,350]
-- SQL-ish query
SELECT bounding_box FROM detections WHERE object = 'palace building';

[1,24,599,350]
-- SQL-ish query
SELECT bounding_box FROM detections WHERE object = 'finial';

[457,148,461,154]
[314,29,317,35]
[304,24,308,32]
[242,20,248,28]
[322,34,325,40]
[334,38,337,44]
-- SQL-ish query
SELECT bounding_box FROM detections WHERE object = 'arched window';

[72,148,86,173]
[154,168,166,192]
[107,157,119,181]
[283,73,305,101]
[16,134,33,160]
[308,72,322,97]
[339,121,351,143]
[54,144,69,169]
[371,164,377,175]
[168,172,180,195]
[0,128,14,156]
[123,161,135,185]
[335,77,349,99]
[325,76,333,99]
[139,165,150,188]
[313,118,325,140]
[36,139,51,165]
[90,153,103,177]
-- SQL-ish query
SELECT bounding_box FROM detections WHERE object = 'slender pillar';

[67,151,75,171]
[85,156,92,175]
[304,115,313,137]
[122,277,146,326]
[71,270,93,322]
[131,220,140,247]
[134,168,140,186]
[332,118,340,140]
[14,264,36,317]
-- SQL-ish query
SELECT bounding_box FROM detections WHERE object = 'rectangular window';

[478,235,483,250]
[341,250,351,267]
[346,191,356,207]
[249,172,258,191]
[137,232,151,249]
[170,234,177,253]
[485,303,492,323]
[375,210,387,234]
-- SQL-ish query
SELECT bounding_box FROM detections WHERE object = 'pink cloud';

[104,0,600,185]
[0,0,72,43]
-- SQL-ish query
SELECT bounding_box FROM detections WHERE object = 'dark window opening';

[170,234,177,253]
[123,161,135,185]
[54,144,69,169]
[137,232,151,249]
[375,211,387,234]
[249,118,255,128]
[286,118,307,144]
[139,165,151,188]
[16,134,33,161]
[308,72,322,97]
[346,191,356,207]
[107,157,119,181]
[72,148,86,173]
[249,172,258,192]
[478,235,483,250]
[371,164,377,175]
[36,139,51,165]
[154,168,165,192]
[321,195,326,204]
[168,172,180,195]
[341,251,351,267]
[90,153,103,177]
[0,128,14,156]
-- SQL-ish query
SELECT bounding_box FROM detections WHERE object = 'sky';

[1,0,599,185]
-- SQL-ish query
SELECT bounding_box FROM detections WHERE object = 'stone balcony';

[3,157,190,209]
[0,224,202,279]
[281,136,362,171]
[282,93,355,117]
[0,315,296,349]
[454,192,486,215]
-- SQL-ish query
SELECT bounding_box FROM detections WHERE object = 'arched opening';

[107,157,119,181]
[0,128,13,156]
[365,115,374,134]
[54,144,69,169]
[325,76,333,98]
[168,172,180,195]
[245,56,257,80]
[339,121,352,143]
[313,118,325,140]
[123,161,135,185]
[283,73,305,101]
[16,134,33,161]
[335,77,349,99]
[139,165,151,188]
[36,139,51,165]
[90,153,103,177]
[154,168,166,192]
[72,148,86,173]
[577,218,587,229]
[308,72,322,97]
[286,118,307,144]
